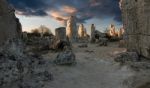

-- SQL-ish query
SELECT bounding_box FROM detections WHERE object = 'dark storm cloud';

[8,0,49,16]
[8,0,122,23]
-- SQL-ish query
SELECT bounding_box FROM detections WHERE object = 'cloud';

[90,0,101,7]
[8,0,122,23]
[47,10,68,25]
[61,6,77,14]
[8,0,49,16]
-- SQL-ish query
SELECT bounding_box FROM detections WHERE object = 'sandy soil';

[43,42,135,88]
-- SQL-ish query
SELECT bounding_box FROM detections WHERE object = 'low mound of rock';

[78,44,88,48]
[54,51,76,65]
[114,52,140,64]
[97,38,108,46]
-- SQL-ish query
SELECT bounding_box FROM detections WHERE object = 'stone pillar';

[84,28,88,37]
[78,24,85,38]
[55,27,66,41]
[90,24,96,43]
[109,24,116,36]
[118,27,124,38]
[66,16,78,42]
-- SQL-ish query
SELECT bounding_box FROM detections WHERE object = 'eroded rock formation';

[118,27,124,38]
[66,16,78,42]
[54,50,76,65]
[0,1,52,88]
[50,27,71,51]
[55,27,67,41]
[0,0,21,47]
[78,24,85,38]
[90,24,96,43]
[77,24,89,43]
[84,28,87,36]
[121,0,150,59]
[109,24,117,37]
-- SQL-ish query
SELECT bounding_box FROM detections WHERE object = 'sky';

[8,0,122,34]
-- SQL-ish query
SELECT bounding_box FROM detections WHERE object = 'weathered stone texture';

[66,16,78,42]
[0,0,21,47]
[78,24,85,38]
[0,1,53,88]
[55,27,66,41]
[90,24,96,43]
[121,0,150,58]
[54,51,76,65]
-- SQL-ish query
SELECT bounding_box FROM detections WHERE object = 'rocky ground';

[39,42,150,88]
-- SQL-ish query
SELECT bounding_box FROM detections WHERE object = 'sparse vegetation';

[31,25,53,37]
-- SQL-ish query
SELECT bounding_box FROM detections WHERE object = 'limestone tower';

[90,24,96,42]
[66,16,78,42]
[84,28,88,37]
[109,24,116,36]
[78,24,85,38]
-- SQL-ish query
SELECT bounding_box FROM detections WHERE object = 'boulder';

[90,29,108,43]
[97,38,108,46]
[114,52,140,64]
[94,30,107,38]
[54,51,76,65]
[51,40,71,51]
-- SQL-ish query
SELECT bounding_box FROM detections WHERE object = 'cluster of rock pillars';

[0,0,150,88]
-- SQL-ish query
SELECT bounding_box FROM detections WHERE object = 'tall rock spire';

[90,24,96,43]
[66,16,78,42]
[78,24,85,38]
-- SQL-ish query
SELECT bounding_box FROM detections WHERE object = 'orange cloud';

[61,5,77,14]
[47,10,69,25]
[46,6,77,25]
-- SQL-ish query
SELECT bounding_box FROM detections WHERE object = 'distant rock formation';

[0,0,22,47]
[66,16,78,42]
[109,24,117,37]
[52,27,71,51]
[121,0,150,59]
[55,27,67,41]
[117,27,124,38]
[78,24,85,38]
[90,24,96,43]
[84,28,88,37]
